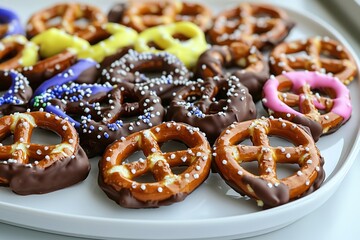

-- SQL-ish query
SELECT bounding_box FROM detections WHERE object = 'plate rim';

[0,1,360,239]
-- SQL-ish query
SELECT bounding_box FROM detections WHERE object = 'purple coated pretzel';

[0,7,24,39]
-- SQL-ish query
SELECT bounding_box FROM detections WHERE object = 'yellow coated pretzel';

[77,23,138,62]
[31,28,90,58]
[134,21,207,68]
[0,35,38,69]
[30,23,137,62]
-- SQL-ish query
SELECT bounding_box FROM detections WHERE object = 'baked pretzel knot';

[120,0,182,32]
[269,36,358,84]
[99,122,212,208]
[0,111,90,195]
[214,117,325,208]
[208,3,294,49]
[26,3,107,38]
[262,71,352,141]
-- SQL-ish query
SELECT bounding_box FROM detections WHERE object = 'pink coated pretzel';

[262,71,352,141]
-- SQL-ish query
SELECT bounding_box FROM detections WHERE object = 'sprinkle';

[140,184,146,190]
[157,187,163,192]
[222,160,227,165]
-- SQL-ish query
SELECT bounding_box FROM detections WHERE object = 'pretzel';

[262,71,352,141]
[269,36,358,85]
[117,0,182,32]
[101,50,190,104]
[0,7,24,39]
[0,111,90,195]
[31,24,137,64]
[26,3,107,39]
[99,121,212,208]
[195,43,269,100]
[208,3,294,49]
[214,117,325,208]
[23,51,78,89]
[31,59,101,116]
[175,1,212,32]
[32,82,113,128]
[0,70,32,115]
[166,76,257,143]
[0,35,38,71]
[135,21,207,68]
[79,82,165,157]
[76,23,138,63]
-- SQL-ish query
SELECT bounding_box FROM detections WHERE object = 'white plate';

[0,0,359,239]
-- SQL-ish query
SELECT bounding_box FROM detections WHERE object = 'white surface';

[0,0,359,239]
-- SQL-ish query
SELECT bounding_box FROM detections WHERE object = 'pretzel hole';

[122,150,146,164]
[160,140,188,153]
[172,33,190,42]
[134,171,156,183]
[212,86,229,102]
[30,128,61,145]
[46,16,62,28]
[0,134,14,146]
[147,41,165,50]
[268,136,295,148]
[276,163,301,179]
[87,31,111,45]
[75,18,91,29]
[240,161,260,176]
[0,48,20,65]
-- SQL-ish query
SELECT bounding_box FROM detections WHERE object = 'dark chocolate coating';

[79,82,165,157]
[0,139,90,195]
[292,115,323,142]
[100,50,191,105]
[195,45,269,101]
[98,172,187,208]
[166,76,257,144]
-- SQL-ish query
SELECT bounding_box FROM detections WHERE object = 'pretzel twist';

[262,71,352,141]
[120,0,182,32]
[214,117,325,207]
[195,42,269,100]
[0,111,90,195]
[208,3,294,49]
[135,21,207,68]
[269,36,358,84]
[99,121,212,208]
[26,3,107,38]
[31,24,137,63]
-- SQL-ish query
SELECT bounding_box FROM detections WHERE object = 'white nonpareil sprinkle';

[222,160,227,165]
[157,187,163,192]
[140,184,146,190]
